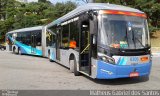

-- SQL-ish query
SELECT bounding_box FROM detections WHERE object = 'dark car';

[0,44,6,51]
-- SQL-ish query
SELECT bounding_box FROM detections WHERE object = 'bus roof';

[7,26,44,34]
[47,3,144,28]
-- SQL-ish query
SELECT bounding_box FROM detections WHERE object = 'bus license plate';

[129,72,139,77]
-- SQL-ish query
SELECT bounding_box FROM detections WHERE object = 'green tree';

[0,0,76,42]
[95,0,160,32]
[0,0,19,42]
[52,1,76,20]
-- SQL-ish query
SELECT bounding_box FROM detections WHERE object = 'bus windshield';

[100,15,150,49]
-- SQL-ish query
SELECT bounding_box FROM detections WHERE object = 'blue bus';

[6,3,152,79]
[6,26,47,56]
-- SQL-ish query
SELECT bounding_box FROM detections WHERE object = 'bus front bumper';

[96,61,152,79]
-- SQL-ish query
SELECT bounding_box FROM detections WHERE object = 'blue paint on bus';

[96,60,151,79]
[9,36,42,56]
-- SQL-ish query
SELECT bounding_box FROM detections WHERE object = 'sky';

[28,0,86,5]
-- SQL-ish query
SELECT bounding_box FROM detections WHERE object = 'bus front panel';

[94,10,152,79]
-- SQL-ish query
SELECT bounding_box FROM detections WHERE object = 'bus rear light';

[140,56,149,62]
[99,10,147,18]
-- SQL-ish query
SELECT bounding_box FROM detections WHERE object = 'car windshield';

[99,14,150,49]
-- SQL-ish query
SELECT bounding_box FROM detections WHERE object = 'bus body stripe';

[8,36,42,56]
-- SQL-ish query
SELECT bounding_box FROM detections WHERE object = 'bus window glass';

[16,32,22,43]
[100,15,150,49]
[12,33,17,40]
[62,24,69,48]
[46,29,56,47]
[35,30,41,46]
[70,21,79,48]
[24,32,31,46]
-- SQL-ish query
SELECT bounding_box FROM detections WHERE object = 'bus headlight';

[98,53,115,64]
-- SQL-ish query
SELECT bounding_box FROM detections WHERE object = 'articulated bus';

[5,26,47,56]
[6,3,152,79]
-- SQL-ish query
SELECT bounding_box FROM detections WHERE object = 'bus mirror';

[93,35,96,45]
[88,10,97,20]
[90,17,97,34]
[89,14,93,20]
[91,34,96,45]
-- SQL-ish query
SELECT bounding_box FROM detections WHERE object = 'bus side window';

[35,30,41,46]
[46,27,56,48]
[70,21,79,49]
[61,24,69,48]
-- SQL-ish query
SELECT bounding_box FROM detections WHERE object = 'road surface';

[0,51,160,90]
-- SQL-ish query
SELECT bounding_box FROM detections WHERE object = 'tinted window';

[70,21,79,47]
[17,31,31,46]
[46,28,56,47]
[62,24,69,48]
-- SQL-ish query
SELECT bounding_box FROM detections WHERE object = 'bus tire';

[1,48,5,51]
[18,48,22,55]
[69,60,74,73]
[13,47,16,54]
[74,58,80,76]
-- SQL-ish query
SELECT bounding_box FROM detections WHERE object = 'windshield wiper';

[125,28,130,48]
[131,28,136,49]
[134,37,145,48]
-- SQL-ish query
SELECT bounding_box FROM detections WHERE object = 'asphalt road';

[0,51,160,90]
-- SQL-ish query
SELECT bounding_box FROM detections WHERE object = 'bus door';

[79,15,91,75]
[31,32,36,54]
[31,31,42,54]
[31,30,42,55]
[56,28,61,61]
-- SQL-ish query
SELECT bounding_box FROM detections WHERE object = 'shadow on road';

[14,53,47,58]
[82,75,149,85]
[10,52,150,85]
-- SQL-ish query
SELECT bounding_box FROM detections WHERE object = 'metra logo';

[130,57,139,62]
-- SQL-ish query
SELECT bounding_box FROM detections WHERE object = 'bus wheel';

[1,48,5,51]
[18,48,22,55]
[69,60,74,73]
[74,58,80,76]
[13,47,16,54]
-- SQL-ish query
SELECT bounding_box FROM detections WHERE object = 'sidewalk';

[151,47,160,56]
